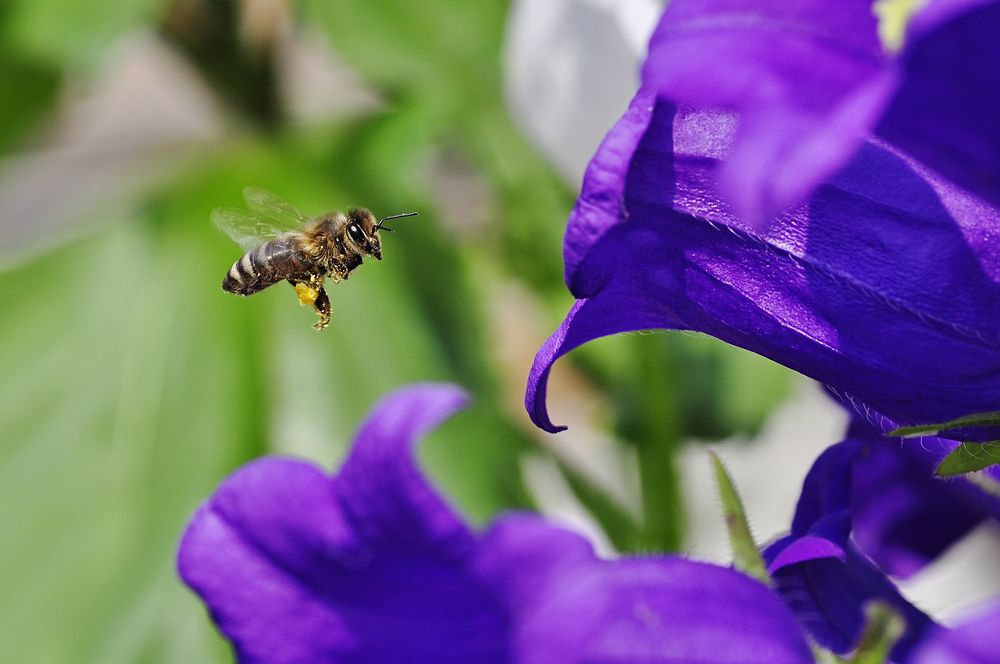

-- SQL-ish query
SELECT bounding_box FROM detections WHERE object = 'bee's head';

[345,208,418,261]
[346,209,383,260]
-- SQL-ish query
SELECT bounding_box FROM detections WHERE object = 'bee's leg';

[288,278,330,330]
[311,285,331,331]
[291,280,320,307]
[328,261,349,284]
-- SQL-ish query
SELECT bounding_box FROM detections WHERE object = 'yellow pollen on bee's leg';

[294,282,319,306]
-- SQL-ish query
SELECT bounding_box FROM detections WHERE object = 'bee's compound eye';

[348,223,364,244]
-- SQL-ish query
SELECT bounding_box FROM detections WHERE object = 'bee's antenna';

[374,211,417,233]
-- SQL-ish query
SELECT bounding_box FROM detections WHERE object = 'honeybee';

[213,187,416,330]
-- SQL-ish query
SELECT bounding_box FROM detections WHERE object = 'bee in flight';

[213,187,416,330]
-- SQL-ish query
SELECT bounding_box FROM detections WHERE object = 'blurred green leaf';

[0,3,61,153]
[4,0,160,71]
[0,219,265,663]
[557,459,642,552]
[299,0,505,101]
[565,333,685,552]
[562,331,793,552]
[473,106,572,291]
[0,48,60,152]
[577,333,792,442]
[935,441,1000,478]
[674,335,794,440]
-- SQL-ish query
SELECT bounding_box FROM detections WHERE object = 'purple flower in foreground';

[643,0,1000,223]
[763,432,936,660]
[525,92,1000,439]
[178,384,815,663]
[847,424,1000,578]
[763,414,1000,659]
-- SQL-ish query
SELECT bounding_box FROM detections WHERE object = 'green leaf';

[935,441,1000,477]
[0,47,60,152]
[575,333,793,443]
[4,0,160,72]
[299,0,506,101]
[710,451,771,585]
[671,334,793,439]
[848,602,905,664]
[889,410,1000,438]
[0,221,264,664]
[421,409,535,527]
[0,5,61,153]
[556,459,642,552]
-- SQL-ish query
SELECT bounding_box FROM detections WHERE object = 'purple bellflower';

[763,414,1000,659]
[525,90,1000,439]
[763,430,936,660]
[178,384,817,664]
[643,0,1000,224]
[847,424,1000,579]
[525,0,1000,439]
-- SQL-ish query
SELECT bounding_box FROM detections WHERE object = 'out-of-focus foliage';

[301,0,570,291]
[0,130,537,663]
[2,0,160,70]
[0,3,60,153]
[0,0,796,661]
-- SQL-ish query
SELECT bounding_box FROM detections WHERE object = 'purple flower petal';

[527,93,1000,438]
[479,515,815,663]
[562,89,659,286]
[642,0,889,222]
[769,413,1000,578]
[181,384,816,663]
[877,0,1000,210]
[912,600,1000,664]
[179,384,506,664]
[767,534,846,570]
[851,432,1000,579]
[766,545,934,659]
[641,0,1000,220]
[178,459,368,663]
[765,438,855,573]
[334,384,474,556]
[764,429,936,658]
[786,436,859,545]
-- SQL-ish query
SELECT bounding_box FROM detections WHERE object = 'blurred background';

[1,0,997,661]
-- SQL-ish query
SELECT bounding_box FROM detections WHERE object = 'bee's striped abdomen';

[223,241,282,295]
[222,236,320,296]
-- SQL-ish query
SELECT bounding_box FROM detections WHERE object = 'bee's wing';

[211,207,289,251]
[242,187,311,230]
